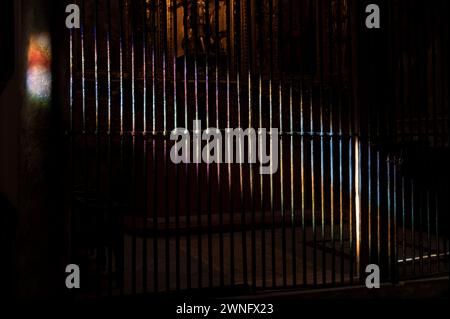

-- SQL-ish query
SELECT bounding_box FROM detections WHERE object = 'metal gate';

[66,0,449,296]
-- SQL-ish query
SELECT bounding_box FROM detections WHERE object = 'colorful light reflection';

[27,33,51,104]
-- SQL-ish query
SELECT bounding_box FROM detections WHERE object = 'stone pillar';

[15,0,67,299]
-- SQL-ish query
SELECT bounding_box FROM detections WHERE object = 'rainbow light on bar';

[27,33,51,104]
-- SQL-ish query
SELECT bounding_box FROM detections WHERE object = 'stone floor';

[80,224,449,296]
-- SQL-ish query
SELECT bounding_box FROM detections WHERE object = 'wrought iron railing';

[66,0,449,296]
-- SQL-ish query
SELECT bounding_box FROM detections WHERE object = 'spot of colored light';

[27,33,51,104]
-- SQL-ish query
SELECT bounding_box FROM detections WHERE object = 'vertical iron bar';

[347,0,354,285]
[300,84,307,286]
[394,2,404,281]
[399,0,406,145]
[280,82,286,287]
[118,0,125,295]
[355,137,361,281]
[430,1,439,272]
[367,138,372,265]
[446,0,450,274]
[445,208,449,272]
[257,1,266,288]
[268,0,276,288]
[427,6,438,272]
[419,188,424,274]
[377,150,380,266]
[235,0,247,287]
[312,0,319,286]
[80,0,86,176]
[442,0,449,150]
[317,0,326,285]
[411,180,415,275]
[246,0,256,290]
[95,0,102,295]
[427,191,431,273]
[374,2,381,268]
[366,0,374,265]
[435,193,439,272]
[182,0,192,290]
[215,0,224,289]
[310,87,317,286]
[150,0,158,292]
[427,5,439,150]
[130,0,137,295]
[393,159,398,283]
[423,4,431,275]
[348,110,353,284]
[402,177,406,277]
[226,0,234,286]
[142,0,148,294]
[92,0,101,294]
[246,0,256,291]
[420,5,428,151]
[93,0,99,185]
[289,83,296,286]
[160,0,170,292]
[172,0,181,291]
[229,0,245,286]
[338,89,344,284]
[336,0,345,284]
[328,0,336,284]
[284,0,292,269]
[397,0,406,143]
[192,0,203,290]
[203,0,211,289]
[412,1,420,148]
[387,155,391,281]
[68,0,74,292]
[204,0,214,289]
[105,0,113,295]
[446,0,450,151]
[80,0,88,248]
[69,5,74,260]
[320,93,326,285]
